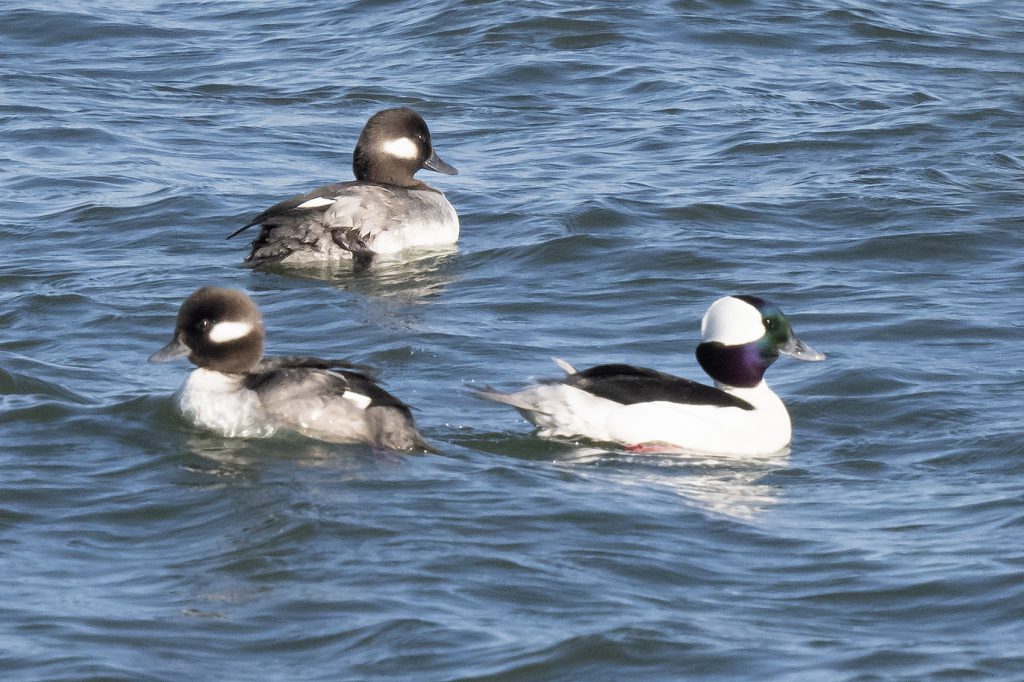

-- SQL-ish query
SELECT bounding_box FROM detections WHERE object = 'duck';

[228,107,459,269]
[473,295,826,456]
[149,286,430,451]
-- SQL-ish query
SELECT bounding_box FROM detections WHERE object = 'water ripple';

[1,0,1022,678]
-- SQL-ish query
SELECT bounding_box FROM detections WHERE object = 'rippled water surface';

[2,1,1023,678]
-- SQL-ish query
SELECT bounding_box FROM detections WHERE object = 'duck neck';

[353,151,418,188]
[696,341,776,389]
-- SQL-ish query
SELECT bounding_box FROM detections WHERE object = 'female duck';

[229,107,459,268]
[150,286,430,451]
[474,295,826,456]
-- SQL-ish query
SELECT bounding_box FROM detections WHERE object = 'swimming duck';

[228,107,459,268]
[149,286,430,451]
[474,295,826,455]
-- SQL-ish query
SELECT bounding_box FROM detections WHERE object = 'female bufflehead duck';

[228,107,459,268]
[474,295,826,456]
[149,286,430,451]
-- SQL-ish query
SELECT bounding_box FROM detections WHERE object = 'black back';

[563,363,754,410]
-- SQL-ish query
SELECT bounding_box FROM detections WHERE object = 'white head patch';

[701,297,765,345]
[380,137,419,160]
[208,321,254,344]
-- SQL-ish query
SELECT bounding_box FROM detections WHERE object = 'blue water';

[2,1,1023,678]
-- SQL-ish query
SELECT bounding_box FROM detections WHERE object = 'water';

[2,0,1022,678]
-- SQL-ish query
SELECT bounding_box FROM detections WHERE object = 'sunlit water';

[2,1,1022,678]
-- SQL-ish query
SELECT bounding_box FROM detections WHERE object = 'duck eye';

[197,319,212,331]
[763,317,774,329]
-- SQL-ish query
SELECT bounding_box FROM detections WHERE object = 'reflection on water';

[257,247,460,303]
[180,432,411,482]
[563,446,790,521]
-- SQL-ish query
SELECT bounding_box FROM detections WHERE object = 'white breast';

[178,369,276,439]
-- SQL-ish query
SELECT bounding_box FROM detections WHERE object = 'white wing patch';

[297,196,337,209]
[380,137,419,160]
[208,321,254,344]
[342,391,372,409]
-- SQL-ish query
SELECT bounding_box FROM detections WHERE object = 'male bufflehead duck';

[474,295,826,456]
[228,107,459,268]
[149,286,430,451]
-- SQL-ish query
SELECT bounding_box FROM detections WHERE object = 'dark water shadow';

[448,428,792,521]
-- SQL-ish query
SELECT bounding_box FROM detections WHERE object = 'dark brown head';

[352,107,458,187]
[149,287,265,374]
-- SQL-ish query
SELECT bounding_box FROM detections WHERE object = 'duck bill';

[149,336,190,363]
[422,149,458,175]
[780,336,826,362]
